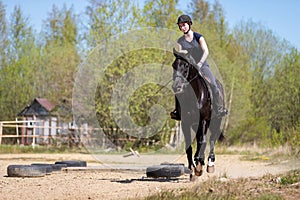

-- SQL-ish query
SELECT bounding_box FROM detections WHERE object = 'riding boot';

[212,86,228,117]
[170,96,181,120]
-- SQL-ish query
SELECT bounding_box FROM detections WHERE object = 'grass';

[140,169,300,200]
[280,170,300,185]
[1,142,298,158]
[0,144,88,154]
[216,143,299,162]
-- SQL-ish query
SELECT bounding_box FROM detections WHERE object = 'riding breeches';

[199,64,218,94]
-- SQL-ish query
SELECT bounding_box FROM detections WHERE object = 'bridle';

[174,57,199,86]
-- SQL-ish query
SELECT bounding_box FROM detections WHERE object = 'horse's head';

[172,48,198,94]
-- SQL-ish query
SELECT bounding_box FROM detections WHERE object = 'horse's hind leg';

[206,133,216,173]
[207,154,215,173]
[207,133,216,173]
[207,117,222,173]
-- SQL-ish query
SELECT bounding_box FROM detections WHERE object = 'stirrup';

[170,109,181,121]
[216,108,228,117]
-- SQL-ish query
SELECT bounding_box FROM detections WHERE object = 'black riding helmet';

[177,14,192,25]
[177,15,192,34]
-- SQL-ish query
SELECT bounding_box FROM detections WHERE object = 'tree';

[86,0,141,47]
[84,0,181,149]
[266,48,300,132]
[0,5,39,120]
[143,0,180,28]
[0,0,8,68]
[40,4,81,120]
[233,20,289,118]
[189,0,210,24]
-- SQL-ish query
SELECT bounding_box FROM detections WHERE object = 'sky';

[2,0,300,50]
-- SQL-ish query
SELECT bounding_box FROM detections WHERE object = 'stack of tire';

[7,160,87,178]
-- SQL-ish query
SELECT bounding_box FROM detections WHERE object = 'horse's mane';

[173,48,207,83]
[173,48,197,66]
[173,48,211,103]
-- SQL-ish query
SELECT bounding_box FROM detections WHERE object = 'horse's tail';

[216,79,226,108]
[215,79,227,144]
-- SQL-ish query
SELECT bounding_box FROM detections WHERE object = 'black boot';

[170,109,181,120]
[170,97,181,120]
[212,88,228,117]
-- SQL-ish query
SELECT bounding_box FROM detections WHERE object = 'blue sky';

[2,0,300,50]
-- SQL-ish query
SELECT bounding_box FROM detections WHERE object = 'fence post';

[32,115,36,149]
[0,122,2,144]
[32,121,36,149]
[16,118,19,145]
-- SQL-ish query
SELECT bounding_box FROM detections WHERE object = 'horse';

[171,48,225,179]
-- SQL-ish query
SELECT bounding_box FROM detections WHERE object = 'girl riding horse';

[170,14,227,120]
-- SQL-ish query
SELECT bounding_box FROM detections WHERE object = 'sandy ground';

[0,153,299,200]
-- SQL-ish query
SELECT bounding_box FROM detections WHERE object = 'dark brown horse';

[172,48,225,179]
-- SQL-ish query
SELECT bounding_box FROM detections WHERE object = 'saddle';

[195,70,227,117]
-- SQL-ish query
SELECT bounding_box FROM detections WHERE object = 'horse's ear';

[173,47,179,57]
[179,50,188,54]
[173,47,188,57]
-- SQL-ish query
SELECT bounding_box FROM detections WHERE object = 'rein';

[187,68,199,84]
[178,62,200,86]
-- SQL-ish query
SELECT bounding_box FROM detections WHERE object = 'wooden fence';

[0,120,183,149]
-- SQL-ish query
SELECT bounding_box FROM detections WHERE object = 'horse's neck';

[193,74,209,99]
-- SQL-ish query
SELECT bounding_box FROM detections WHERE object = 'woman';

[170,14,227,120]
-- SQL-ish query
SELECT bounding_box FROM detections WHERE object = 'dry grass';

[141,170,300,200]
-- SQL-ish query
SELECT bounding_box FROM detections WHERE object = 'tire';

[53,163,68,171]
[30,164,53,174]
[160,162,185,166]
[146,165,184,178]
[7,165,47,177]
[54,160,87,167]
[160,162,190,174]
[31,163,67,172]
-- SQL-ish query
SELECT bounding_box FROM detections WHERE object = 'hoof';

[194,164,203,176]
[189,169,196,181]
[207,165,215,173]
[190,174,197,181]
[189,173,193,181]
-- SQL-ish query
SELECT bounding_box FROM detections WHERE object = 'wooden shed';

[18,98,58,145]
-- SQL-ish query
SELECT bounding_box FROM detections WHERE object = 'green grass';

[0,144,88,154]
[280,170,300,185]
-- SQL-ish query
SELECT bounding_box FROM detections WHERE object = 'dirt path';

[0,153,299,200]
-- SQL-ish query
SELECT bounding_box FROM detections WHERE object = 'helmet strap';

[184,24,191,34]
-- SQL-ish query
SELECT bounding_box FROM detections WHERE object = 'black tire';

[160,162,190,174]
[31,163,67,172]
[31,164,52,174]
[54,160,87,167]
[53,163,68,171]
[146,165,184,178]
[7,165,47,177]
[160,162,185,166]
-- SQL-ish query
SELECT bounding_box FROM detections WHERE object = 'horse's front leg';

[182,122,195,179]
[193,119,209,176]
[186,146,194,171]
